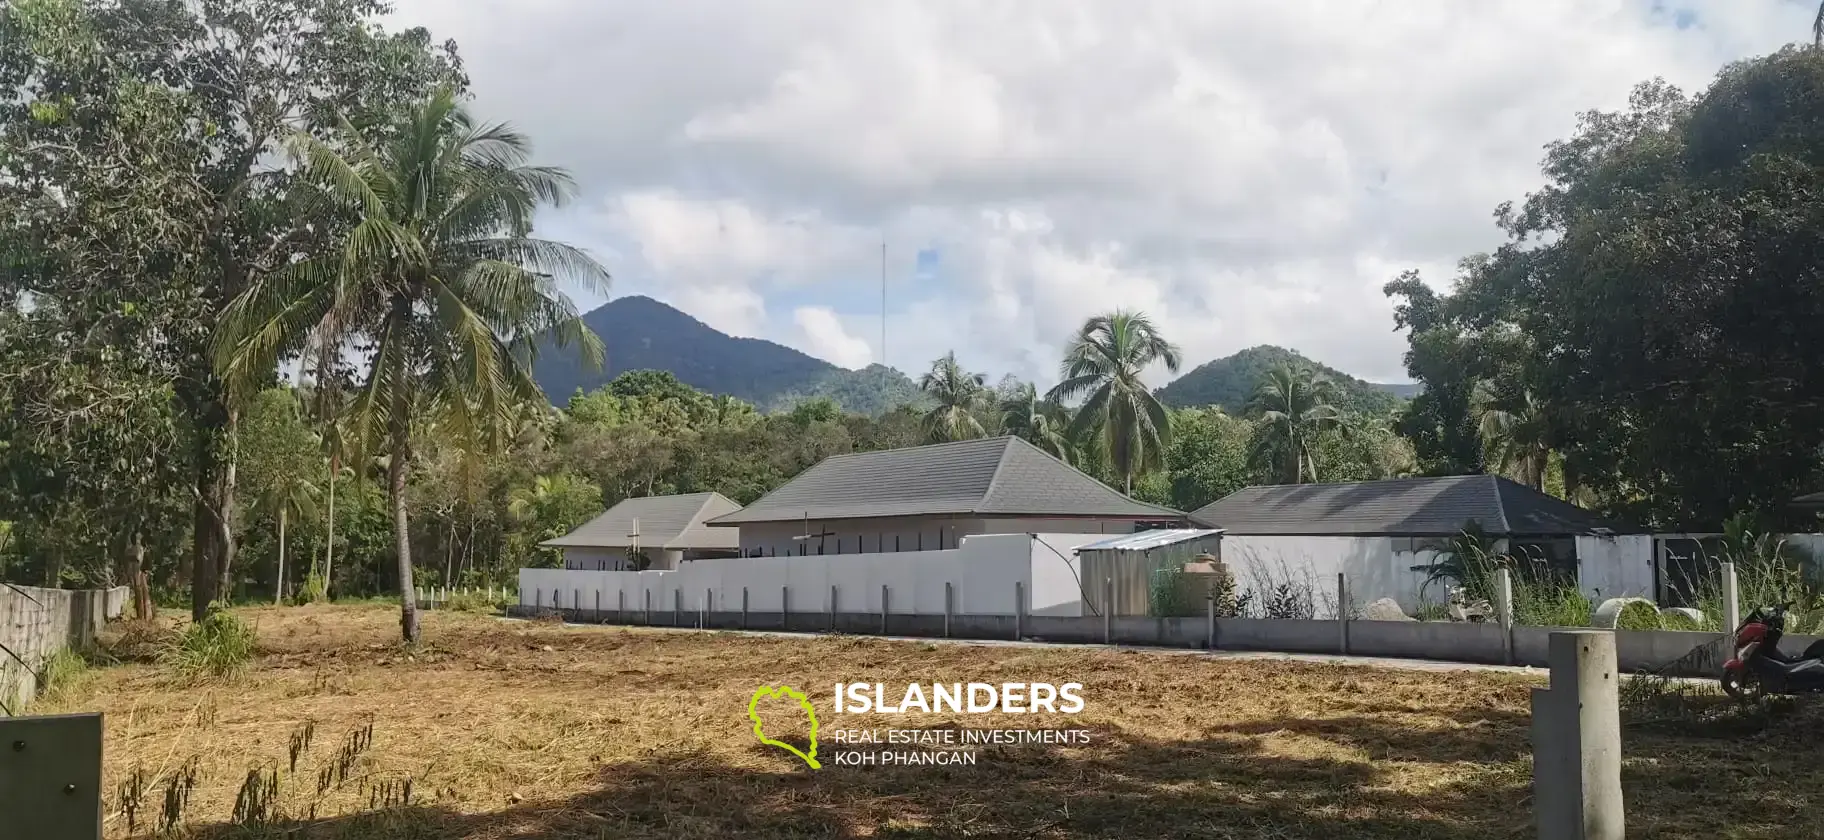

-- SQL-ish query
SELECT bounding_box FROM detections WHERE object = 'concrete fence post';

[1497,568,1516,666]
[830,585,838,632]
[881,585,890,635]
[1206,595,1216,650]
[742,587,749,630]
[644,589,651,624]
[674,589,683,627]
[1337,573,1350,655]
[782,585,790,630]
[595,589,602,622]
[573,589,580,615]
[944,582,953,638]
[536,588,543,609]
[1721,562,1741,632]
[1103,578,1113,644]
[1531,630,1625,840]
[702,588,710,629]
[618,590,625,619]
[1014,581,1024,641]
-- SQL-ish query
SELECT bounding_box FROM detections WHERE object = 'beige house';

[705,436,1184,556]
[543,492,743,571]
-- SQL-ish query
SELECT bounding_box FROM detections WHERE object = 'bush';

[160,610,258,685]
[1615,600,1664,630]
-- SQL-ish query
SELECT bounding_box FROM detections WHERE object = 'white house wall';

[731,517,1146,557]
[1219,535,1437,617]
[521,532,1107,618]
[1575,534,1655,601]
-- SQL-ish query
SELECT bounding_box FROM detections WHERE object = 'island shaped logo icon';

[748,685,821,769]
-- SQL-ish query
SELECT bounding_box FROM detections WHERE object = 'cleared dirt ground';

[40,603,1821,839]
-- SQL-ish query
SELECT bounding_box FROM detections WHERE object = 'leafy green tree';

[997,382,1073,462]
[1163,408,1253,511]
[1246,364,1344,484]
[1049,311,1182,495]
[214,89,609,642]
[917,351,989,442]
[507,473,603,567]
[0,0,466,620]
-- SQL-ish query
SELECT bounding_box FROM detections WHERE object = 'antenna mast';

[880,240,887,370]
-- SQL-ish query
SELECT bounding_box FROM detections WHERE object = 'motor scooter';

[1721,603,1824,700]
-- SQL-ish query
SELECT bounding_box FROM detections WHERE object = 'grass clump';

[33,647,90,707]
[445,590,506,614]
[160,610,258,685]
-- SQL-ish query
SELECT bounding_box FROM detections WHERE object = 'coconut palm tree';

[257,469,320,604]
[1246,364,1344,484]
[918,351,988,442]
[997,382,1073,462]
[1473,383,1551,490]
[1047,311,1182,495]
[213,88,610,643]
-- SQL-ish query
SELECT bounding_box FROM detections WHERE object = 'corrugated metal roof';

[1074,529,1225,552]
[705,436,1183,525]
[1187,475,1638,536]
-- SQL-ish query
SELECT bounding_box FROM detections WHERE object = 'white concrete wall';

[1576,534,1655,601]
[1219,535,1437,617]
[522,532,1109,617]
[1027,533,1113,617]
[731,516,1145,557]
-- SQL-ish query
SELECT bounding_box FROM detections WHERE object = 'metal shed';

[1075,529,1225,617]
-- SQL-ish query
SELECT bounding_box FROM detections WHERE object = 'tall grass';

[160,610,258,685]
[1678,525,1822,632]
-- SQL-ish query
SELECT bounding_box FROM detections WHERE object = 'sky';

[385,0,1817,386]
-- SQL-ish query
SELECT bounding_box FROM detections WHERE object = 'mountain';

[532,296,926,415]
[1373,382,1425,399]
[1154,345,1412,415]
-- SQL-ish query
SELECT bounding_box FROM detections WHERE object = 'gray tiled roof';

[1187,475,1639,537]
[705,436,1182,525]
[542,492,743,550]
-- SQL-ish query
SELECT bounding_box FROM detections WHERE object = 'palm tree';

[1047,311,1182,494]
[214,88,610,643]
[918,351,988,442]
[257,470,320,604]
[1473,383,1551,490]
[1247,364,1344,484]
[997,382,1073,462]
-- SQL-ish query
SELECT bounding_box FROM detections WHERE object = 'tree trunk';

[217,408,240,601]
[275,506,288,605]
[388,351,420,644]
[128,530,151,621]
[323,455,338,601]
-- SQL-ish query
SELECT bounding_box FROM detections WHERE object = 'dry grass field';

[35,603,1823,839]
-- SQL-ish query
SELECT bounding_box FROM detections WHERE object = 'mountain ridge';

[532,297,1416,416]
[1154,344,1415,414]
[531,296,928,415]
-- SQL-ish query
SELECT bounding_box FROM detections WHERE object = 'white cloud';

[792,306,875,369]
[389,0,1816,384]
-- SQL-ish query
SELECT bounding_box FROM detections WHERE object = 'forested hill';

[531,296,927,415]
[1155,345,1416,414]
